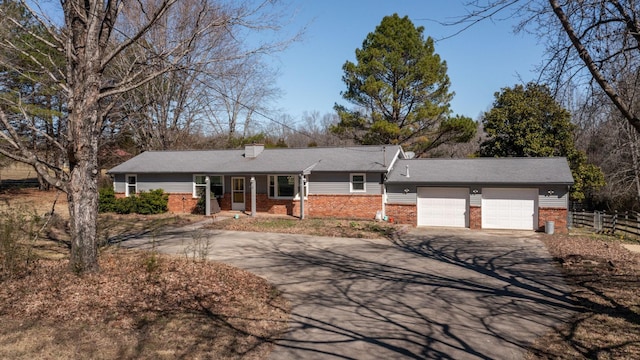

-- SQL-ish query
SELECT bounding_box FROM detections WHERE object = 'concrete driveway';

[123,225,577,359]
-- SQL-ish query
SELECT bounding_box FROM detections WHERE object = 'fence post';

[613,211,617,235]
[568,211,573,230]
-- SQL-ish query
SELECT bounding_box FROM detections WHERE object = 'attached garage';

[384,157,574,232]
[481,188,538,230]
[417,187,468,227]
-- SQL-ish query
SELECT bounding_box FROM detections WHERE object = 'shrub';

[193,196,206,215]
[114,195,136,214]
[0,209,37,280]
[99,188,169,215]
[136,189,168,215]
[98,187,117,213]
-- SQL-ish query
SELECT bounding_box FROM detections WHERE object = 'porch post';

[205,176,211,216]
[250,176,256,217]
[299,174,305,220]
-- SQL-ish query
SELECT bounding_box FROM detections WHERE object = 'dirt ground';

[0,187,69,218]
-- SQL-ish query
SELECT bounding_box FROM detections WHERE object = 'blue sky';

[269,0,544,122]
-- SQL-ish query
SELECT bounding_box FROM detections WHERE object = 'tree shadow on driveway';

[123,228,580,359]
[210,229,580,359]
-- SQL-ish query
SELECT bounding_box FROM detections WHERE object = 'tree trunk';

[66,81,102,272]
[67,160,99,273]
[66,85,101,272]
[61,0,107,273]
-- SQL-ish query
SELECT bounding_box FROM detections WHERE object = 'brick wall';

[539,207,568,233]
[247,194,308,216]
[470,206,481,229]
[385,204,416,225]
[167,193,199,214]
[307,194,382,219]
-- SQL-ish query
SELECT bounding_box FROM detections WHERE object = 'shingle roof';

[107,145,402,174]
[385,157,574,185]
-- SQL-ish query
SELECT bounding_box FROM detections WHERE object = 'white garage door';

[417,187,468,227]
[482,188,538,230]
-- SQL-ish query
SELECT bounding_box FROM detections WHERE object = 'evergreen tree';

[331,14,475,156]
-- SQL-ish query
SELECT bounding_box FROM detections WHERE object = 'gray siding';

[538,186,569,208]
[309,172,383,195]
[224,175,267,194]
[470,193,482,207]
[386,184,417,204]
[385,184,569,209]
[113,173,192,194]
[137,173,192,193]
[113,174,125,193]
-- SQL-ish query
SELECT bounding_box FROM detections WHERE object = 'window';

[126,174,137,197]
[268,175,297,198]
[210,176,224,197]
[350,173,366,192]
[193,175,224,198]
[193,175,207,198]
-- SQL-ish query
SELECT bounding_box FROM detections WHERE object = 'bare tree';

[456,0,640,135]
[0,0,292,272]
[205,54,280,143]
[573,72,640,210]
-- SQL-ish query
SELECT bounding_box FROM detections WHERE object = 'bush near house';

[99,187,168,215]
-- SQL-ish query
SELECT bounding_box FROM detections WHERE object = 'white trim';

[193,174,206,198]
[210,175,224,198]
[386,146,403,172]
[231,177,245,211]
[268,174,299,199]
[193,174,224,198]
[350,173,366,193]
[125,174,137,197]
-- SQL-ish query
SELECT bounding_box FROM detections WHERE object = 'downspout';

[382,180,386,218]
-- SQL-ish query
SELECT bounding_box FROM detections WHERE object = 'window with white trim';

[193,175,224,198]
[126,174,137,197]
[350,173,366,192]
[210,176,224,197]
[268,175,297,199]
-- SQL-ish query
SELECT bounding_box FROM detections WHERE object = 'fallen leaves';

[527,235,640,359]
[0,250,290,359]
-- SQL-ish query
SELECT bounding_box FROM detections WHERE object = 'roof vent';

[405,165,410,178]
[245,143,264,158]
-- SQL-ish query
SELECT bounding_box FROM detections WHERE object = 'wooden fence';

[572,210,640,239]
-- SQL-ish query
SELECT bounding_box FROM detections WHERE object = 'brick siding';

[538,207,568,233]
[307,194,382,219]
[469,206,481,229]
[136,190,569,234]
[385,204,416,225]
[167,193,199,214]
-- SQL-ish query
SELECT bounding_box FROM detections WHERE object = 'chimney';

[245,143,264,158]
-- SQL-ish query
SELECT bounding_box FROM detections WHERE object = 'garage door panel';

[482,188,538,230]
[417,187,468,227]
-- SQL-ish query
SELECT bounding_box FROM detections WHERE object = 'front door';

[231,177,245,211]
